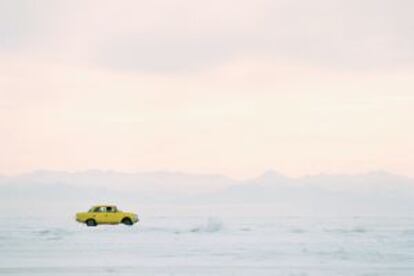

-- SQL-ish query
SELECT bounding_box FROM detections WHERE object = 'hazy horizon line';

[0,168,410,181]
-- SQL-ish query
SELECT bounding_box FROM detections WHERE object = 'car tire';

[86,219,97,227]
[122,218,133,226]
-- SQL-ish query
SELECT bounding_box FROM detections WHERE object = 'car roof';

[92,205,117,208]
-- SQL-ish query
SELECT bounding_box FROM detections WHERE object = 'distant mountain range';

[1,170,414,216]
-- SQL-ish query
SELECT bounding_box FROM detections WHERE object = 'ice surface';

[0,215,413,275]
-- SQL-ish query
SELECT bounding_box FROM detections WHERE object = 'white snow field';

[0,215,413,276]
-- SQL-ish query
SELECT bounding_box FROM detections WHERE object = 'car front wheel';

[122,218,133,226]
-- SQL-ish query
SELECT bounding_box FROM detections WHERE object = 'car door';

[86,206,103,223]
[93,206,108,223]
[111,207,123,223]
[104,206,117,223]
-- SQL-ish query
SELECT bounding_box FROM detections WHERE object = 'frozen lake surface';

[0,216,413,275]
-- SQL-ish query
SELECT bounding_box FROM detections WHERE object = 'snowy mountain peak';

[254,170,290,185]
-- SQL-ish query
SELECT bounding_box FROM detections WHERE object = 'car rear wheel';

[122,218,133,226]
[86,219,97,227]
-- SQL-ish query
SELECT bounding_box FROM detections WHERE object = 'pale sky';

[1,0,414,178]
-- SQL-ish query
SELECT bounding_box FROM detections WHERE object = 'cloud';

[0,0,62,50]
[1,0,413,72]
[0,0,36,49]
[92,0,414,72]
[1,1,414,178]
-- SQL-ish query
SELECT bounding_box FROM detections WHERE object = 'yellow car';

[76,205,139,226]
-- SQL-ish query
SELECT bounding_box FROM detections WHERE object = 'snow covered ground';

[0,214,413,275]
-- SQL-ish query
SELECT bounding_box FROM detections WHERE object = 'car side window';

[93,207,100,212]
[99,207,106,212]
